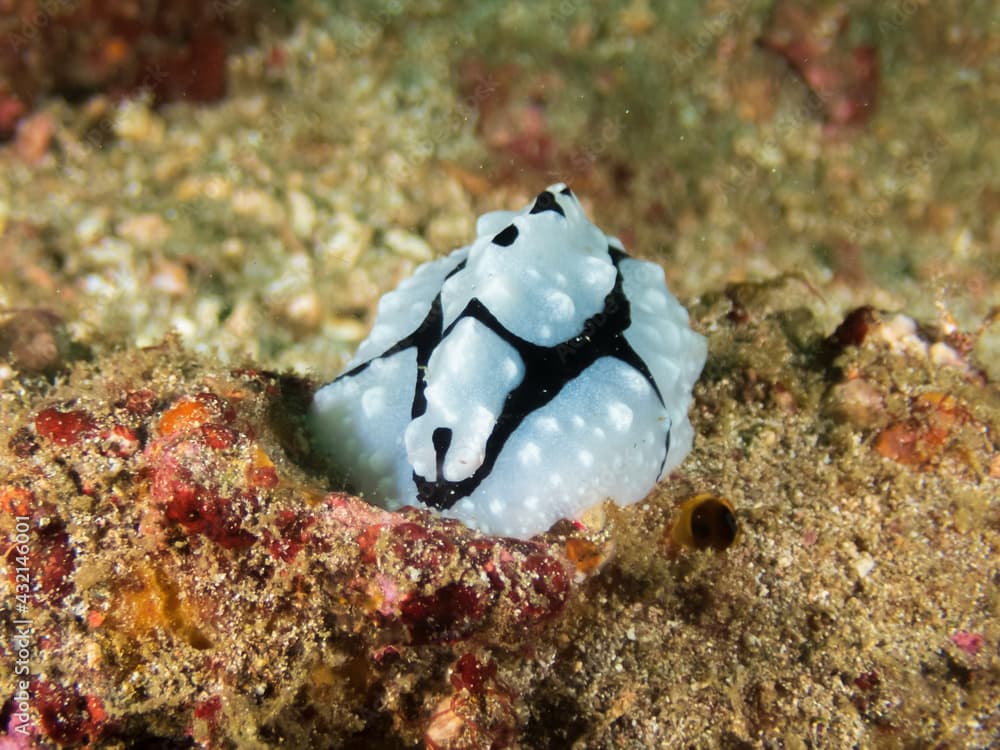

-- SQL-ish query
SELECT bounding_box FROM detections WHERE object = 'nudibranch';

[309,184,707,538]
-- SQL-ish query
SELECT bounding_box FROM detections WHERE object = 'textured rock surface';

[2,294,998,748]
[0,343,583,747]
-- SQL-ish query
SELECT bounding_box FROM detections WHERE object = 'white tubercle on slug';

[309,184,707,538]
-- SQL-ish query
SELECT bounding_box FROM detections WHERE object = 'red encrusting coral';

[33,408,97,447]
[822,307,996,475]
[759,2,879,130]
[33,681,108,747]
[0,349,594,747]
[353,518,572,645]
[873,392,978,470]
[425,653,518,750]
[2,488,76,608]
[29,522,76,607]
[147,394,260,550]
[263,508,316,563]
[0,0,283,140]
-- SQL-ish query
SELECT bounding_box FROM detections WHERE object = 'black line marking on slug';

[431,427,452,483]
[559,186,573,196]
[493,224,519,246]
[336,293,441,418]
[413,248,668,510]
[529,190,565,217]
[335,260,470,419]
[445,259,468,280]
[337,260,467,381]
[334,243,672,512]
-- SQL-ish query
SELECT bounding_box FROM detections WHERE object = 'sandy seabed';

[1,1,998,747]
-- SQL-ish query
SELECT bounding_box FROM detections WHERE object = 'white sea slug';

[309,184,707,538]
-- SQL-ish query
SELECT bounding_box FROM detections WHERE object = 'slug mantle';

[309,184,707,538]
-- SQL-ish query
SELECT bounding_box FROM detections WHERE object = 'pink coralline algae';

[0,348,593,748]
[949,631,985,657]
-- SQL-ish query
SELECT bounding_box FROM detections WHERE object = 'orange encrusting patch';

[874,392,990,471]
[246,445,279,488]
[564,538,609,576]
[0,486,34,516]
[157,399,214,436]
[101,565,213,650]
[157,392,236,437]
